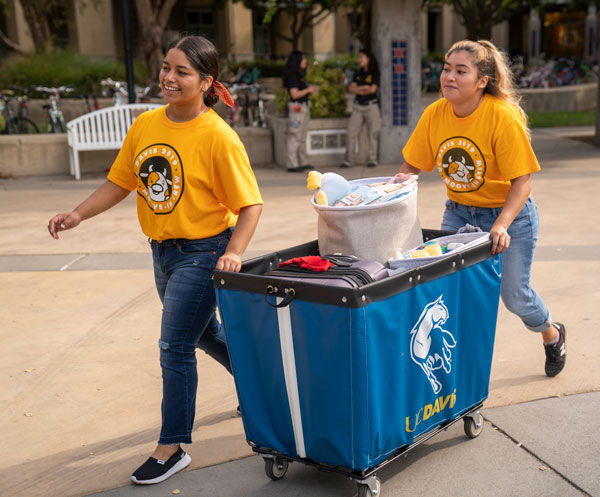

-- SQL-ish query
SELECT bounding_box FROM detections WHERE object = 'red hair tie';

[212,81,234,108]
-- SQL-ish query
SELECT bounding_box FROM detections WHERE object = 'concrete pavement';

[1,125,599,497]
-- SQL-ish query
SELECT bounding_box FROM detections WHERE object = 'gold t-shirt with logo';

[402,94,540,208]
[108,106,263,241]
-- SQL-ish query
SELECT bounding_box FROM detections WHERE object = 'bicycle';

[226,83,272,128]
[101,78,152,105]
[421,60,443,93]
[35,85,74,133]
[101,78,128,106]
[0,88,40,134]
[78,93,100,113]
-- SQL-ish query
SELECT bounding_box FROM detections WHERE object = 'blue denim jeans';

[150,229,233,445]
[441,197,552,333]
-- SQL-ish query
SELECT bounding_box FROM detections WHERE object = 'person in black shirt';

[340,49,382,169]
[282,50,319,172]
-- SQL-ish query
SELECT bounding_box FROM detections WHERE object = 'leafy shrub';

[0,49,148,95]
[274,55,352,119]
[306,62,348,118]
[222,58,286,82]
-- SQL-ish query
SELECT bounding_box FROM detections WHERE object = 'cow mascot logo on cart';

[410,295,457,394]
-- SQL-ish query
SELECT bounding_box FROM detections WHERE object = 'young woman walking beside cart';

[397,39,566,377]
[282,50,319,173]
[48,35,263,484]
[340,49,382,169]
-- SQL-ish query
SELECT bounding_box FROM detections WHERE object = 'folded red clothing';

[279,256,334,272]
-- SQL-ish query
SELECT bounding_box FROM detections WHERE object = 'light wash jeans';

[150,229,233,445]
[441,197,552,333]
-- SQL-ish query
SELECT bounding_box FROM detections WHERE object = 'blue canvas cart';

[214,229,502,497]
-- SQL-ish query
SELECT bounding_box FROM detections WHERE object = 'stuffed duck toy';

[307,171,353,206]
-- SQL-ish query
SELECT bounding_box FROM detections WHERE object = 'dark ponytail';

[283,50,305,86]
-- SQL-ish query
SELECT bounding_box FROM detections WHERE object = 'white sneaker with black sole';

[130,446,191,485]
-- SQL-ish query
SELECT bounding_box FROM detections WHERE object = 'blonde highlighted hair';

[446,39,529,137]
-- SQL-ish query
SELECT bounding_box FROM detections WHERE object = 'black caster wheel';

[464,411,484,438]
[264,456,289,480]
[357,476,381,497]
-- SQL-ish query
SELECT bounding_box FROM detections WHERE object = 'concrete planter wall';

[268,115,370,169]
[1,84,596,178]
[520,83,597,113]
[0,126,273,178]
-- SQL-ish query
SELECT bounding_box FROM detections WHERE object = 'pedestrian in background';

[397,39,566,377]
[48,35,263,485]
[340,49,382,169]
[282,50,319,173]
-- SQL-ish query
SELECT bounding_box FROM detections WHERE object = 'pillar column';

[73,0,116,56]
[528,8,541,60]
[372,0,421,163]
[312,12,335,60]
[226,1,254,61]
[584,4,598,63]
[6,0,35,52]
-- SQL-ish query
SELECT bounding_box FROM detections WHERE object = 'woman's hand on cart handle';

[489,223,511,255]
[216,252,242,273]
[216,204,263,272]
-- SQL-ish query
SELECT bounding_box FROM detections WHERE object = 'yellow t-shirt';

[108,106,263,240]
[402,94,540,207]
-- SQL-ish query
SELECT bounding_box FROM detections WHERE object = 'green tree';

[422,0,537,41]
[221,0,351,50]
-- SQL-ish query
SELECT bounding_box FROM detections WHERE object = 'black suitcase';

[265,254,389,288]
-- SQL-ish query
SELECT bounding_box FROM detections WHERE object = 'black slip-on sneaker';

[130,446,191,485]
[544,322,566,377]
[367,161,377,168]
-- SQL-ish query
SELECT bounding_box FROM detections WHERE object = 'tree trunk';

[594,69,600,147]
[0,28,25,54]
[465,21,493,41]
[20,2,52,51]
[358,0,372,49]
[133,0,178,87]
[452,0,503,41]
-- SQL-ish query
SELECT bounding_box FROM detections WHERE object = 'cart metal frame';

[253,404,484,496]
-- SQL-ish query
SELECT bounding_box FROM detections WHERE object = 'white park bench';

[67,103,162,180]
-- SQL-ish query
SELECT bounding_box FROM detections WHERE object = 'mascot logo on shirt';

[135,144,184,214]
[409,295,457,394]
[436,136,486,193]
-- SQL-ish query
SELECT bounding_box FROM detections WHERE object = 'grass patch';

[527,110,596,128]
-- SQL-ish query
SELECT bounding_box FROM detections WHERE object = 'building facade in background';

[1,0,598,62]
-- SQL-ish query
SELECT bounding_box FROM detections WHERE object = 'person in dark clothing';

[282,50,319,172]
[341,49,382,169]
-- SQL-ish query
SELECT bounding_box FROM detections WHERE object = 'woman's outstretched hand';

[48,211,82,240]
